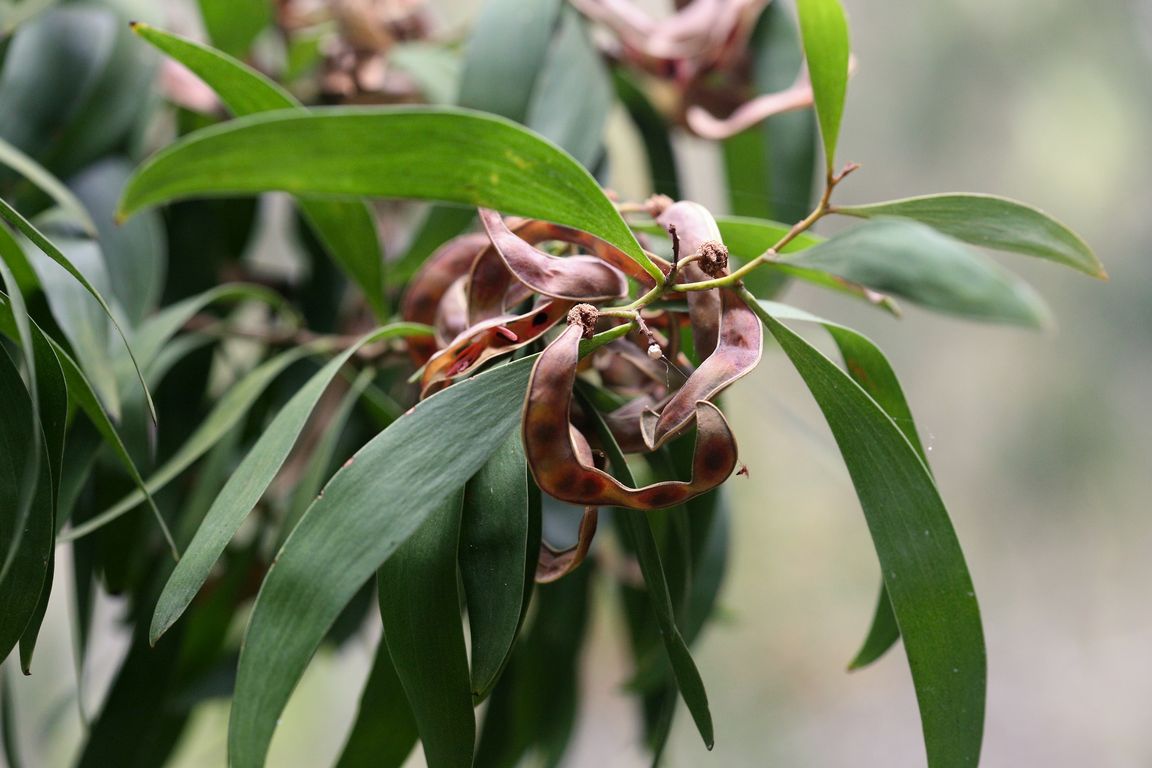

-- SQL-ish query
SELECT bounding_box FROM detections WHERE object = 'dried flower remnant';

[572,0,820,138]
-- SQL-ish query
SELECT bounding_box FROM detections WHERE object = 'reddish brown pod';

[524,322,739,510]
[400,232,488,363]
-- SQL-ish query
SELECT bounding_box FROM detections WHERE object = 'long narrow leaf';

[116,108,660,282]
[130,23,388,318]
[795,0,850,169]
[746,292,985,768]
[150,324,429,643]
[378,490,474,768]
[0,136,96,234]
[0,197,156,420]
[335,634,419,768]
[228,356,535,768]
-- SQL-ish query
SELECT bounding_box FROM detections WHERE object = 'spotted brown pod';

[524,322,739,510]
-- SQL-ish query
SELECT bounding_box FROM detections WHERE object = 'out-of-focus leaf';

[69,158,166,325]
[726,1,816,223]
[795,0,850,169]
[585,407,714,750]
[25,227,118,415]
[131,23,387,318]
[0,137,96,233]
[613,69,679,199]
[525,10,612,169]
[747,294,986,768]
[390,43,460,105]
[0,197,156,419]
[150,324,429,644]
[62,344,319,543]
[457,0,563,121]
[378,490,474,768]
[837,193,1106,278]
[461,431,532,700]
[0,350,51,665]
[0,6,153,180]
[196,0,269,58]
[117,108,660,282]
[228,356,535,768]
[791,219,1051,327]
[75,632,187,768]
[335,634,419,768]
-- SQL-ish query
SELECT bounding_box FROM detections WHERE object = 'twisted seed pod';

[524,324,738,509]
[536,506,599,583]
[401,232,489,363]
[470,209,654,323]
[656,201,724,358]
[420,299,573,396]
[641,286,761,449]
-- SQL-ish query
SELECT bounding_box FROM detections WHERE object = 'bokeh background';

[8,0,1151,766]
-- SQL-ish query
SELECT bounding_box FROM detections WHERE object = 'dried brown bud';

[567,304,599,339]
[697,240,729,278]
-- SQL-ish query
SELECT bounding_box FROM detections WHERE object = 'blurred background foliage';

[1,0,1147,766]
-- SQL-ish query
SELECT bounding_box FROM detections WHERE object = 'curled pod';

[656,200,726,358]
[641,285,761,449]
[420,299,574,397]
[524,323,739,509]
[400,232,489,363]
[470,209,657,323]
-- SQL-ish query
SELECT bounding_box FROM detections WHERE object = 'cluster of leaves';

[0,1,1103,767]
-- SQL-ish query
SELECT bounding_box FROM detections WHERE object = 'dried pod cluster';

[571,0,816,138]
[401,201,762,581]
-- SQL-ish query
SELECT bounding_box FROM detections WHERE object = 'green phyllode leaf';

[790,219,1051,327]
[378,491,475,768]
[335,633,419,768]
[795,0,851,169]
[116,107,660,282]
[228,356,535,768]
[150,324,430,644]
[836,193,1106,278]
[130,23,388,319]
[460,431,535,701]
[747,293,986,768]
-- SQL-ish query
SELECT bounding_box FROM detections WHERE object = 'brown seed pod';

[641,285,761,449]
[469,210,657,324]
[401,232,489,363]
[524,324,739,509]
[536,506,599,584]
[420,299,574,396]
[657,201,725,358]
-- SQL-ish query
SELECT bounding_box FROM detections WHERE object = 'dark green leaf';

[795,0,850,169]
[0,197,157,420]
[849,585,899,671]
[335,634,419,768]
[130,23,388,318]
[461,431,533,700]
[791,219,1051,327]
[62,343,321,543]
[586,408,714,750]
[150,324,429,644]
[746,293,985,768]
[837,193,1106,278]
[0,349,51,665]
[378,490,474,768]
[228,356,534,768]
[116,108,659,281]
